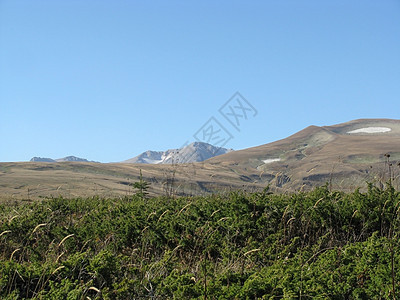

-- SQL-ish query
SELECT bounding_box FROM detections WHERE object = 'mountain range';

[2,118,399,200]
[30,156,95,163]
[30,142,232,164]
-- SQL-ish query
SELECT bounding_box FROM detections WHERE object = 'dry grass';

[58,234,75,247]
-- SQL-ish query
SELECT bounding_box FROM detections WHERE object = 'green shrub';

[1,184,400,298]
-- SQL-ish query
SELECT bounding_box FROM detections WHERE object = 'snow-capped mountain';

[123,142,233,164]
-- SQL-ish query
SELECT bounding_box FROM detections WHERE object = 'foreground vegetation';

[1,183,400,299]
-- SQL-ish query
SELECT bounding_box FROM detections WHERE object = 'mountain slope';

[207,118,400,189]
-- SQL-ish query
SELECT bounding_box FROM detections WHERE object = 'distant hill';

[30,156,91,163]
[30,157,56,162]
[123,142,233,164]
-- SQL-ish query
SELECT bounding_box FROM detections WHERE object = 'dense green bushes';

[1,184,400,298]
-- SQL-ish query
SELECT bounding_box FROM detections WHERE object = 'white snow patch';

[347,127,391,134]
[143,158,163,164]
[262,158,281,164]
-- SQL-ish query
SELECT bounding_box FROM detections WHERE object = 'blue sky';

[1,0,399,162]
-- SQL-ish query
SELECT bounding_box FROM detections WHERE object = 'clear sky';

[1,0,399,162]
